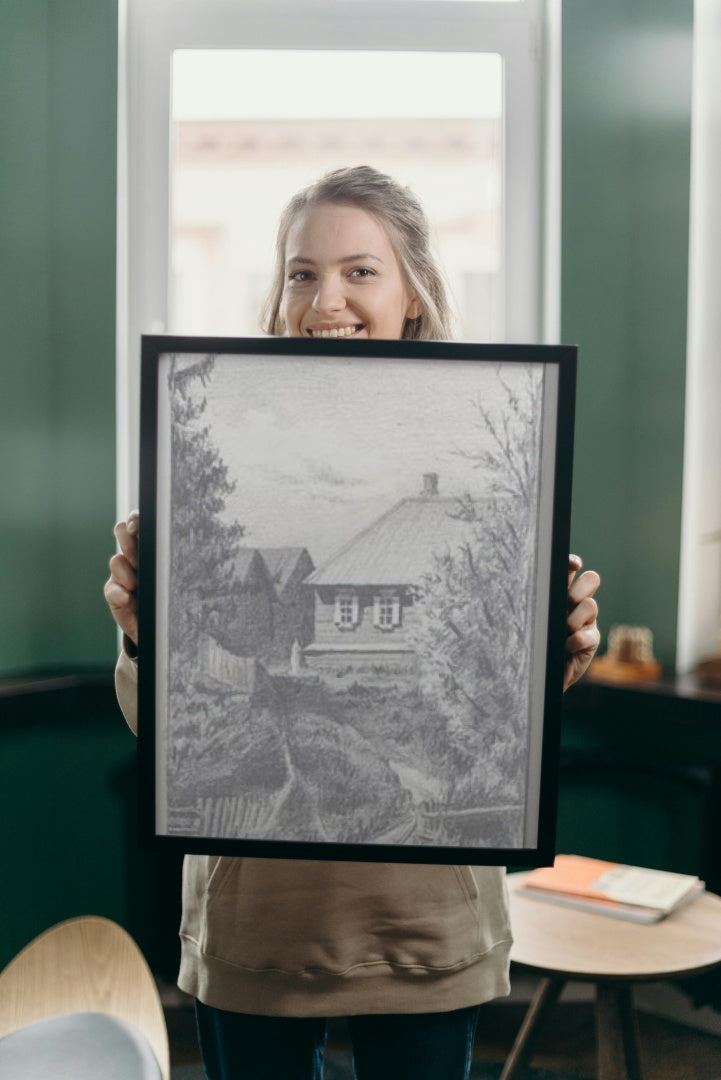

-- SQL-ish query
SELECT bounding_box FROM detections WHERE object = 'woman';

[106,166,601,1080]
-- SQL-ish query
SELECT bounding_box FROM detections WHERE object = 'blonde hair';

[262,165,453,341]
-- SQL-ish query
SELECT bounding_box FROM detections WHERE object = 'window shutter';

[351,594,359,625]
[373,595,381,627]
[392,596,401,627]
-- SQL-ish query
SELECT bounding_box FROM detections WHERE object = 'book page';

[597,867,699,911]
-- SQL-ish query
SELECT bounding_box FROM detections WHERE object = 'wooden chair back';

[0,916,169,1080]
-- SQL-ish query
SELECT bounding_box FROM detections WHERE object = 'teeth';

[311,325,359,338]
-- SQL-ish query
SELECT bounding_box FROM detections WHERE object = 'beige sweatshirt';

[116,650,512,1016]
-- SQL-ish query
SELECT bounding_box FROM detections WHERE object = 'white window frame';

[334,592,360,629]
[117,0,559,514]
[677,0,721,674]
[374,593,402,630]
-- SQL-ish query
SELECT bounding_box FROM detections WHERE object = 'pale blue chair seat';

[0,1011,162,1079]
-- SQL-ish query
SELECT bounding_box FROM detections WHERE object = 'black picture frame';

[138,335,576,866]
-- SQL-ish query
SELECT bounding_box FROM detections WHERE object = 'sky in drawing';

[174,351,542,566]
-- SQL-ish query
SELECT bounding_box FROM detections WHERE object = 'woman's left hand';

[564,554,601,691]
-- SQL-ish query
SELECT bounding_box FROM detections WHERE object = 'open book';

[515,854,705,923]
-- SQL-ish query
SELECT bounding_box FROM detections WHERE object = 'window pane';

[170,49,503,341]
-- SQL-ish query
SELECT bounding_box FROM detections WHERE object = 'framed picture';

[138,336,576,865]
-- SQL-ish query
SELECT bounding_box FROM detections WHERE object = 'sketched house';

[208,546,315,664]
[303,474,472,674]
[261,547,316,662]
[212,548,276,658]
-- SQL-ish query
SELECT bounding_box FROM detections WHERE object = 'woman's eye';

[349,267,375,279]
[288,270,313,283]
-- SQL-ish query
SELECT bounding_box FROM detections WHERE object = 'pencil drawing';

[158,349,545,850]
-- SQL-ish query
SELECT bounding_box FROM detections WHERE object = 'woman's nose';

[312,274,345,314]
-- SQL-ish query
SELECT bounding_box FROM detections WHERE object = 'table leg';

[499,976,565,1080]
[596,982,643,1080]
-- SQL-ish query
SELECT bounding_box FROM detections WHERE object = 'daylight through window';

[170,49,503,343]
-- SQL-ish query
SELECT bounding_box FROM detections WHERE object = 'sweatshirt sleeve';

[115,646,139,736]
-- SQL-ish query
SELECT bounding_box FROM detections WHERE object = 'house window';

[334,594,359,629]
[374,595,401,630]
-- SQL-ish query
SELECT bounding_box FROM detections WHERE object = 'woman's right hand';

[104,510,139,646]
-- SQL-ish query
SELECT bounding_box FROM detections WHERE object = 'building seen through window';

[170,50,503,342]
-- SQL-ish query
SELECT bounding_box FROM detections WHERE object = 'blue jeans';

[195,1000,481,1080]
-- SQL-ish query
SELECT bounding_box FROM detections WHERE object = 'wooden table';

[503,873,721,1080]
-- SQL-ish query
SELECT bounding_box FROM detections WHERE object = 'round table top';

[508,872,721,981]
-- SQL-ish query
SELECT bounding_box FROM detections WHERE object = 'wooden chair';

[0,915,169,1079]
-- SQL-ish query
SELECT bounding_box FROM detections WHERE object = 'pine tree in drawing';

[166,354,245,787]
[167,353,244,664]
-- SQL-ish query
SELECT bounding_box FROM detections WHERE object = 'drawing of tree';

[168,353,245,663]
[166,354,245,785]
[410,368,544,808]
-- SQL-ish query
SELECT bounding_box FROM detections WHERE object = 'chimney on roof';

[422,472,439,497]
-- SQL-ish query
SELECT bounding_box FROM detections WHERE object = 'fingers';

[568,568,601,609]
[113,510,139,568]
[566,592,599,636]
[566,623,601,657]
[567,569,601,651]
[564,557,601,690]
[103,575,134,617]
[563,619,601,690]
[105,511,140,645]
[108,550,137,590]
[103,576,138,643]
[567,553,583,589]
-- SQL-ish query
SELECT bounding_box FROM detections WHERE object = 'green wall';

[0,0,118,675]
[0,0,131,971]
[562,0,693,670]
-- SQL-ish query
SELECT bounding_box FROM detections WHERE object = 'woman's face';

[281,203,421,340]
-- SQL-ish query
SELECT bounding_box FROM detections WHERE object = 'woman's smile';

[306,322,365,338]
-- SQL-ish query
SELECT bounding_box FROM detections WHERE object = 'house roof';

[260,547,313,595]
[230,548,267,584]
[305,497,477,587]
[230,546,313,596]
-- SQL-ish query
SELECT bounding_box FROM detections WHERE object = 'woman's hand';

[564,554,601,691]
[103,510,139,646]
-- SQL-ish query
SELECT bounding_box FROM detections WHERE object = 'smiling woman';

[106,192,599,1080]
[263,166,452,341]
[283,205,420,340]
